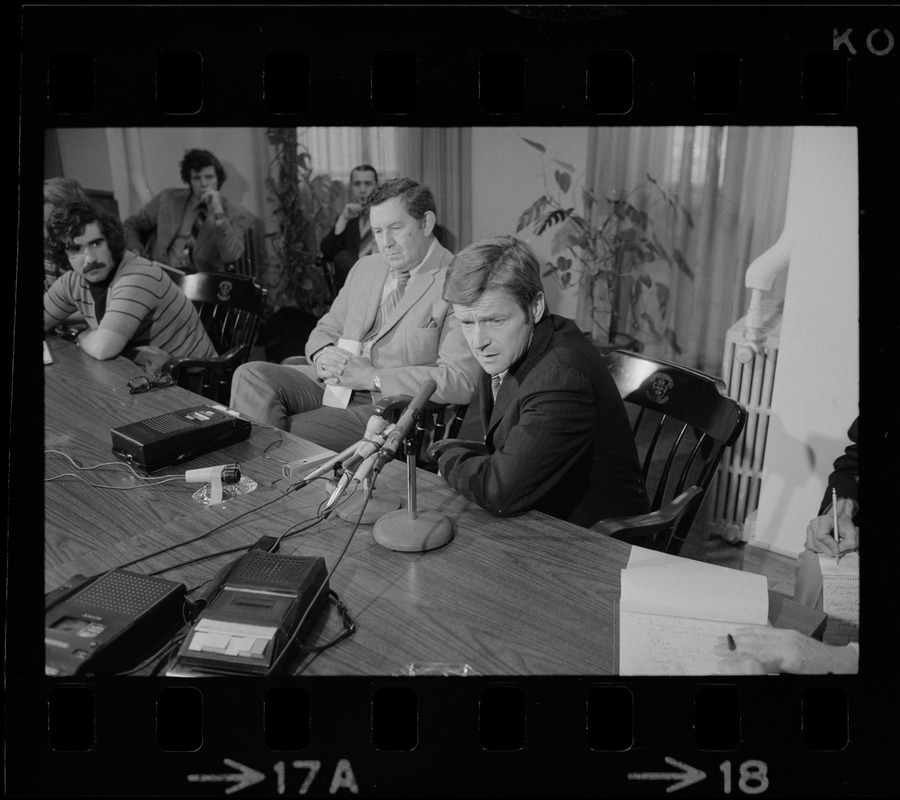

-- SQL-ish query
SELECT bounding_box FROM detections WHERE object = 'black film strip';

[14,2,898,796]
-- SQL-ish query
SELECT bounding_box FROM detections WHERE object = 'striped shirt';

[43,251,217,359]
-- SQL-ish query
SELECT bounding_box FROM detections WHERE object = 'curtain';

[585,126,793,373]
[301,127,400,186]
[397,128,473,252]
[44,130,64,178]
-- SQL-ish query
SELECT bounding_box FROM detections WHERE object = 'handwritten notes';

[619,547,769,676]
[819,551,859,644]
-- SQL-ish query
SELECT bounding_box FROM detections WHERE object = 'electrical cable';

[44,449,184,488]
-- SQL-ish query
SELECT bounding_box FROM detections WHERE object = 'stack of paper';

[619,546,769,675]
[819,551,859,645]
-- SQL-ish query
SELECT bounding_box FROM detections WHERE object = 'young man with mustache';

[44,202,216,361]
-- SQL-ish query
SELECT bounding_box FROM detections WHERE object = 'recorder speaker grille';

[74,571,178,616]
[231,550,320,589]
[142,413,195,434]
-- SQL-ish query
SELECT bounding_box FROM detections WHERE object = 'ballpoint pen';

[832,487,841,564]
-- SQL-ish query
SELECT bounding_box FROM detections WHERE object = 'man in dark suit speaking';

[435,235,649,528]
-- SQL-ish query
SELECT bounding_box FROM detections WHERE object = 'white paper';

[619,546,769,675]
[819,551,859,643]
[322,338,361,409]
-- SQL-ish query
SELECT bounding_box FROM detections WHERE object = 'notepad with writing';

[619,546,769,675]
[819,551,859,644]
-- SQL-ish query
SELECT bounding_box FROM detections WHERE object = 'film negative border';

[13,2,900,796]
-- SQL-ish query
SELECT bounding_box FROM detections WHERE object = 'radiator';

[707,301,783,542]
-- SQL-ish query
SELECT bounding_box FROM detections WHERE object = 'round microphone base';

[336,492,402,525]
[372,509,454,552]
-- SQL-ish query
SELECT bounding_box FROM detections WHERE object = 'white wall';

[471,127,588,322]
[749,127,859,556]
[55,128,113,193]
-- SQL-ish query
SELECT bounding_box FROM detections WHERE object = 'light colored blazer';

[306,240,480,405]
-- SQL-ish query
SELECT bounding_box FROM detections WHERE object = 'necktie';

[184,202,208,267]
[367,269,410,340]
[358,215,375,257]
[491,374,503,402]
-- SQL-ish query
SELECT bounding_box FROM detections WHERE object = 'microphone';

[372,379,437,474]
[185,464,241,484]
[322,438,383,514]
[185,463,242,505]
[350,448,380,489]
[294,415,392,490]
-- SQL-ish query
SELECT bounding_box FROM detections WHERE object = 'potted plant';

[263,127,339,318]
[515,137,694,353]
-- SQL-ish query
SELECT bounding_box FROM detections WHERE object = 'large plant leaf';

[651,232,672,265]
[656,283,671,315]
[673,248,695,280]
[516,195,550,233]
[521,137,546,153]
[664,327,683,354]
[535,207,573,235]
[554,170,572,193]
[639,313,664,340]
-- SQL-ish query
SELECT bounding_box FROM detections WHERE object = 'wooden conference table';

[43,337,826,676]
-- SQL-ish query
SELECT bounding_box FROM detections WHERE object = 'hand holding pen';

[805,490,859,558]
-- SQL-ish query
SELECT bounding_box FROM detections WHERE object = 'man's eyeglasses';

[127,373,175,394]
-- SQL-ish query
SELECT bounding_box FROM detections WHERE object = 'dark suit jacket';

[320,217,362,262]
[320,217,364,292]
[439,314,649,528]
[818,416,859,521]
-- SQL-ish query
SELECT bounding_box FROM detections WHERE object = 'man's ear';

[421,210,436,237]
[531,292,546,323]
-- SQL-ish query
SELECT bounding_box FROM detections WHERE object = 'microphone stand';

[371,418,454,553]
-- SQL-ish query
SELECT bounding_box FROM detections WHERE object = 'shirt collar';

[397,237,436,279]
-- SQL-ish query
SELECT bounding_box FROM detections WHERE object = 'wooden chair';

[224,221,264,278]
[594,349,748,555]
[167,272,268,403]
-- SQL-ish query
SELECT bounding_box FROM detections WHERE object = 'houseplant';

[263,127,340,318]
[516,137,694,353]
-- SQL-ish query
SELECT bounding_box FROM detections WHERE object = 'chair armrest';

[374,395,456,418]
[591,485,704,547]
[425,438,488,466]
[167,344,250,376]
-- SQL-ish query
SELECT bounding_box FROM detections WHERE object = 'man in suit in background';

[319,164,379,292]
[230,177,480,452]
[124,148,252,274]
[435,235,649,528]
